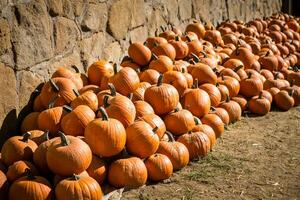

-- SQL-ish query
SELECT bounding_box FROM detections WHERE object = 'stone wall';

[0,0,282,143]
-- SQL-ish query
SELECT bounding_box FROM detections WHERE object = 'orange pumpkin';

[274,90,294,111]
[248,93,271,115]
[201,113,224,138]
[134,100,155,118]
[87,60,114,86]
[6,160,39,183]
[219,95,242,123]
[140,114,166,139]
[86,155,107,185]
[20,112,40,133]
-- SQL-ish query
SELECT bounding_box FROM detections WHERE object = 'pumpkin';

[217,83,230,101]
[209,107,230,126]
[230,47,256,69]
[181,68,193,88]
[282,83,300,106]
[108,65,140,96]
[40,77,77,108]
[263,74,289,90]
[6,160,39,183]
[28,130,49,145]
[144,153,173,182]
[33,95,45,112]
[96,83,120,107]
[240,73,263,97]
[87,60,114,86]
[260,90,273,103]
[219,67,242,81]
[46,132,92,176]
[169,36,189,59]
[190,63,217,85]
[149,55,174,73]
[218,75,240,97]
[144,75,179,115]
[134,100,155,118]
[177,131,211,160]
[260,69,274,80]
[152,43,176,61]
[145,36,168,50]
[199,83,222,107]
[132,82,151,102]
[223,59,244,70]
[51,66,84,90]
[99,94,136,128]
[55,174,102,200]
[267,87,280,99]
[140,114,166,139]
[287,71,300,86]
[274,90,295,111]
[185,20,206,39]
[108,157,147,188]
[0,154,6,173]
[231,95,248,111]
[163,108,195,136]
[33,137,53,174]
[71,90,98,112]
[156,132,189,170]
[20,112,40,133]
[85,107,126,157]
[181,81,211,118]
[163,70,188,96]
[248,92,271,115]
[128,42,152,66]
[9,169,52,200]
[0,170,9,199]
[86,155,107,185]
[219,95,242,123]
[1,132,37,166]
[139,69,160,84]
[61,105,95,137]
[53,171,89,187]
[126,121,159,158]
[192,123,216,150]
[37,106,67,137]
[201,113,224,138]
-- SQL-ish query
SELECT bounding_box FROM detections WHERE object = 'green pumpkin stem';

[289,89,295,97]
[165,131,175,142]
[103,95,110,108]
[99,107,109,121]
[153,126,159,133]
[25,169,36,180]
[49,79,59,93]
[157,74,164,86]
[258,92,263,99]
[43,130,50,141]
[63,105,73,113]
[274,72,279,80]
[210,106,216,112]
[48,95,58,109]
[175,35,180,41]
[151,53,158,61]
[290,79,295,87]
[71,174,80,181]
[199,51,207,58]
[58,131,69,146]
[194,117,201,125]
[108,83,117,96]
[174,107,180,112]
[186,35,192,42]
[192,79,199,89]
[248,72,252,79]
[128,93,133,101]
[22,132,31,143]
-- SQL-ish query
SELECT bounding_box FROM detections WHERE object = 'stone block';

[81,3,108,32]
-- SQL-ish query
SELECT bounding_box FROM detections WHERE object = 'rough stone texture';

[12,0,53,70]
[81,3,108,32]
[53,17,79,54]
[0,63,18,145]
[0,0,282,143]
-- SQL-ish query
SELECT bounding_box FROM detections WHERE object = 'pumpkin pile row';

[0,12,300,199]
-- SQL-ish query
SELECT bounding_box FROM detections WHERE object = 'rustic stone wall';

[0,0,282,142]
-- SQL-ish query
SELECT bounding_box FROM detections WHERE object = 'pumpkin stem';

[165,131,175,142]
[153,126,159,133]
[98,107,109,121]
[71,65,80,73]
[191,53,200,63]
[73,89,80,97]
[194,117,201,125]
[221,74,225,81]
[210,106,216,112]
[186,35,192,42]
[143,41,148,46]
[160,25,165,32]
[248,72,252,79]
[199,51,207,58]
[25,169,36,180]
[290,79,295,87]
[113,63,119,74]
[181,68,186,73]
[48,95,58,109]
[258,92,263,99]
[234,65,244,72]
[108,83,117,96]
[128,93,133,101]
[70,174,80,181]
[155,29,159,37]
[225,94,230,102]
[157,74,164,86]
[63,105,73,113]
[43,130,50,141]
[103,95,110,108]
[235,47,240,56]
[151,53,158,61]
[49,79,59,93]
[174,107,180,112]
[274,72,279,80]
[175,35,180,41]
[192,79,199,88]
[22,132,31,143]
[265,50,271,57]
[289,89,295,97]
[58,131,69,146]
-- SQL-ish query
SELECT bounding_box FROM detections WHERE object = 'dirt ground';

[122,107,300,200]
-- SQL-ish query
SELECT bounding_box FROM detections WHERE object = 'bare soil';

[122,107,300,200]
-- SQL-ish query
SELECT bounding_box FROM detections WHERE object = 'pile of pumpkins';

[0,12,300,199]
